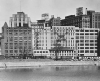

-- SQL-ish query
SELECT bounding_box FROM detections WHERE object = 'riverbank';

[0,60,100,68]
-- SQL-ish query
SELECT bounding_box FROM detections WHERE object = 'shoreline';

[0,61,100,68]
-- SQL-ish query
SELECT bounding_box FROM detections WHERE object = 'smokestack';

[85,8,87,15]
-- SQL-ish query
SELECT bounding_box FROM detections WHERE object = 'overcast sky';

[0,0,100,32]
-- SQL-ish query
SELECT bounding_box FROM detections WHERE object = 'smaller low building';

[33,50,50,58]
[49,47,76,60]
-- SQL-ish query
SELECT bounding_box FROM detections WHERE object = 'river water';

[0,66,100,81]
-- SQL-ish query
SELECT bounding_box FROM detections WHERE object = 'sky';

[0,0,100,32]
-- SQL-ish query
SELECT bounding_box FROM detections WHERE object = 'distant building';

[87,10,100,28]
[36,14,61,28]
[61,15,90,28]
[49,15,61,26]
[31,22,37,26]
[0,33,2,55]
[1,12,32,58]
[9,12,31,27]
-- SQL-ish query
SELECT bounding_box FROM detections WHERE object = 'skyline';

[0,0,100,32]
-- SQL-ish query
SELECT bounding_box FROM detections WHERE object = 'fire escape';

[34,29,41,50]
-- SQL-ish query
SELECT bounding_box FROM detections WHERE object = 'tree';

[53,30,68,60]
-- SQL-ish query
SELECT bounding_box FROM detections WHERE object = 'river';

[0,66,100,81]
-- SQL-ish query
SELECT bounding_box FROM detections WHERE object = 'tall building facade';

[31,25,99,58]
[75,27,99,56]
[1,11,100,59]
[87,10,100,28]
[32,25,51,57]
[1,12,32,58]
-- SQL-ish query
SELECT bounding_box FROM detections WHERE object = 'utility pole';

[20,0,21,12]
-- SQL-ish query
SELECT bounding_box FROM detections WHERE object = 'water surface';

[0,66,100,81]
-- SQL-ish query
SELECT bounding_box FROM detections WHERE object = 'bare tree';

[53,30,68,60]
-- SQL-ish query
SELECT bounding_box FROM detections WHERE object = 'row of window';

[79,47,97,49]
[79,44,97,46]
[34,51,48,53]
[5,50,32,53]
[79,50,97,53]
[76,33,97,35]
[51,54,76,56]
[76,30,98,32]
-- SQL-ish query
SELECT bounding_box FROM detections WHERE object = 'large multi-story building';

[1,12,32,58]
[75,27,99,57]
[32,24,51,57]
[50,26,76,59]
[1,11,100,59]
[87,10,100,28]
[32,24,99,58]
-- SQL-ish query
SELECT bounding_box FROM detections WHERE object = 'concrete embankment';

[0,61,100,68]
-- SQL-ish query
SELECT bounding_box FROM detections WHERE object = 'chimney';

[85,8,87,15]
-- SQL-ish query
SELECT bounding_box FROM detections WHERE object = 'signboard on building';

[76,7,83,16]
[41,13,49,20]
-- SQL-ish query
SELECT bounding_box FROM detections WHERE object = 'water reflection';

[97,66,100,70]
[0,66,100,81]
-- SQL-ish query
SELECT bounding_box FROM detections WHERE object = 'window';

[90,50,94,53]
[43,51,45,53]
[76,30,79,32]
[85,50,89,53]
[85,44,89,46]
[80,50,84,53]
[80,44,84,46]
[15,50,18,53]
[9,46,13,49]
[28,46,31,49]
[80,36,84,39]
[80,33,84,35]
[90,44,94,46]
[85,30,89,32]
[90,33,94,35]
[85,33,89,35]
[10,50,13,53]
[5,50,8,53]
[80,40,84,42]
[37,51,39,53]
[90,30,94,32]
[85,47,89,49]
[14,46,18,49]
[80,47,84,49]
[90,40,94,42]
